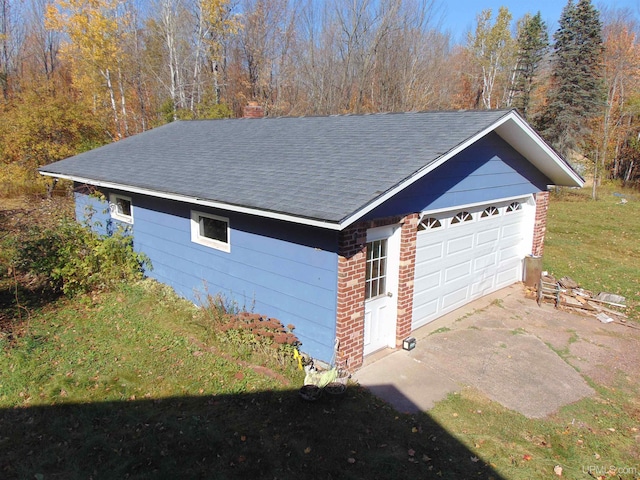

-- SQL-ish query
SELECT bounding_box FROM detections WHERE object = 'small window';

[417,217,442,231]
[451,211,473,225]
[365,239,387,300]
[191,210,230,252]
[481,206,499,218]
[506,202,522,213]
[109,193,133,224]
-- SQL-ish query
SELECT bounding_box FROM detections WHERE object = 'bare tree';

[23,0,61,81]
[0,0,23,99]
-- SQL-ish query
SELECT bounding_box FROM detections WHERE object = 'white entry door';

[363,225,400,356]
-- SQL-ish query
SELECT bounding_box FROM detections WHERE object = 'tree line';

[0,0,638,196]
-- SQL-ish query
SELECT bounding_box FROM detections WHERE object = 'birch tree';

[149,0,237,120]
[468,7,515,109]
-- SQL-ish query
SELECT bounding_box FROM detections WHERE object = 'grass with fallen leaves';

[428,380,640,479]
[2,189,639,479]
[1,281,503,479]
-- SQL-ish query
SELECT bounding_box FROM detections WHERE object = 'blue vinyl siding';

[75,187,340,363]
[364,132,551,219]
[74,190,113,230]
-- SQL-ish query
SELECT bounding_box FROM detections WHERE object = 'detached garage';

[39,108,583,369]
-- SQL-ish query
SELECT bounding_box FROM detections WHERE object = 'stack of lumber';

[533,275,637,329]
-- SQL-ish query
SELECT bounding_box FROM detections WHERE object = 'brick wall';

[335,214,419,369]
[532,191,549,257]
[242,102,264,118]
[395,213,419,345]
[335,224,367,369]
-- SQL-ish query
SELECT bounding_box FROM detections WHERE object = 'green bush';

[14,219,150,296]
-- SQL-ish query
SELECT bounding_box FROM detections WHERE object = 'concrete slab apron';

[353,285,595,418]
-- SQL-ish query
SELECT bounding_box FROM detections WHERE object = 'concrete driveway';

[354,284,640,418]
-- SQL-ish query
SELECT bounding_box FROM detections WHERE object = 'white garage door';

[412,197,534,329]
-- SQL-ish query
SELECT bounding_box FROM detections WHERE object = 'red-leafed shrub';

[197,291,300,366]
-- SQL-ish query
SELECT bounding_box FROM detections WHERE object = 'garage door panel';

[444,261,471,283]
[413,298,439,320]
[471,278,495,296]
[498,244,520,263]
[474,251,498,270]
[476,227,500,246]
[414,271,441,292]
[501,220,524,240]
[496,265,520,286]
[415,241,445,263]
[442,286,469,310]
[446,234,474,255]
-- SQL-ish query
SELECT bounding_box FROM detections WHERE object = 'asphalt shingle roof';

[39,110,512,224]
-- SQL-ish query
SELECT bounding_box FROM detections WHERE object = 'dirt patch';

[1,195,74,339]
[0,195,74,232]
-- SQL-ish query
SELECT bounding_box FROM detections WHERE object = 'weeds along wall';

[74,184,341,363]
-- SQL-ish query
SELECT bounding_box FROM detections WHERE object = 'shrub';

[14,218,150,296]
[198,292,300,367]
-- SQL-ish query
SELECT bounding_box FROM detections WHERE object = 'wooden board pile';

[532,274,636,328]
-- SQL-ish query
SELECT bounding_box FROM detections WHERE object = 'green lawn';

[543,184,640,320]
[1,189,639,479]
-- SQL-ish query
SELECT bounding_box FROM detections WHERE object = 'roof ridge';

[178,108,514,123]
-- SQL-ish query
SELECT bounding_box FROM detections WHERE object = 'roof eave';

[339,110,584,229]
[338,111,516,228]
[493,111,585,188]
[38,171,344,231]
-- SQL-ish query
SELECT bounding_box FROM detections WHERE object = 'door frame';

[363,224,401,355]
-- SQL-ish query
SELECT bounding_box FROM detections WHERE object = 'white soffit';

[494,113,584,188]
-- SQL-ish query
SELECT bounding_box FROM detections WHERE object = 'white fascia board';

[337,112,515,229]
[39,171,344,231]
[339,110,584,229]
[418,194,534,219]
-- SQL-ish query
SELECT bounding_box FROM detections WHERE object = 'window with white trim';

[481,206,499,218]
[365,239,387,300]
[191,210,230,252]
[506,202,522,213]
[451,211,473,225]
[417,217,442,231]
[109,193,133,224]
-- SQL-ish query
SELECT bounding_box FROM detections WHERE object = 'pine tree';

[509,12,548,120]
[538,0,605,158]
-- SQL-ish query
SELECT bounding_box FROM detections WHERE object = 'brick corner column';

[335,224,367,370]
[532,191,550,257]
[395,213,419,347]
